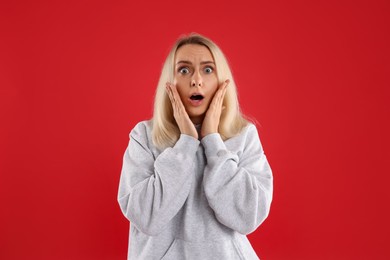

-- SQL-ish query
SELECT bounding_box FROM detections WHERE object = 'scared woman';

[118,33,273,259]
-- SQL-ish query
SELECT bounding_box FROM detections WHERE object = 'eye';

[204,66,213,74]
[178,67,190,74]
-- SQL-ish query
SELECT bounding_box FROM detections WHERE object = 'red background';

[1,0,389,259]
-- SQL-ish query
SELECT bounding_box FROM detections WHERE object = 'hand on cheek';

[165,82,198,140]
[200,80,229,139]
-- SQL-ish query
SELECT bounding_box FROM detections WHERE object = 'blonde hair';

[152,33,249,149]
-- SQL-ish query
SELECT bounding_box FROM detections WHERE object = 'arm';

[201,124,273,235]
[117,123,200,236]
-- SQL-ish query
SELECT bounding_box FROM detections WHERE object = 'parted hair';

[152,33,249,149]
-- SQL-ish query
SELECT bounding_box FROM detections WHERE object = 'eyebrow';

[176,60,215,65]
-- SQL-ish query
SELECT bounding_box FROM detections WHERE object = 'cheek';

[207,77,219,92]
[174,85,187,102]
[210,87,218,99]
[206,74,218,85]
[173,75,187,86]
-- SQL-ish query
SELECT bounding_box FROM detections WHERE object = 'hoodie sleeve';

[201,124,273,235]
[117,122,200,236]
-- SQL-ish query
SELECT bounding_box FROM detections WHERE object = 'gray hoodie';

[118,120,273,259]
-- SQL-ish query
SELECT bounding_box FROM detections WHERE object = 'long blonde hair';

[152,33,249,149]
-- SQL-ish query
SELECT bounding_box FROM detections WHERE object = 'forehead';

[175,44,214,63]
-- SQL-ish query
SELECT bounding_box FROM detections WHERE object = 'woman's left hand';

[200,79,229,139]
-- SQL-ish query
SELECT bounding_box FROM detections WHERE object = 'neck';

[190,115,204,125]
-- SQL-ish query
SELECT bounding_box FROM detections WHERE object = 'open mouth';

[190,94,204,101]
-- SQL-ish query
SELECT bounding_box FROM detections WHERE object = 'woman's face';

[174,44,219,124]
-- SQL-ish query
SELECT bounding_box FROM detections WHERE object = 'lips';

[188,93,205,107]
[190,94,204,100]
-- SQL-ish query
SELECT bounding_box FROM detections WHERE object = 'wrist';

[200,129,217,139]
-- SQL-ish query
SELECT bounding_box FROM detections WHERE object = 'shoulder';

[242,123,264,152]
[129,119,153,141]
[126,119,158,155]
[225,122,262,152]
[237,122,259,140]
[244,122,258,134]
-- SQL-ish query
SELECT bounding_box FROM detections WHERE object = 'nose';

[191,71,202,87]
[191,80,201,87]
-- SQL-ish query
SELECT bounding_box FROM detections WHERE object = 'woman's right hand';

[166,82,198,140]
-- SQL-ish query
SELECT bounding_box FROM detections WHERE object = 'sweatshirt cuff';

[201,133,227,158]
[173,134,200,154]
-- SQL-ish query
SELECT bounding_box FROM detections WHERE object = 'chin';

[187,110,206,122]
[187,108,206,117]
[188,113,205,117]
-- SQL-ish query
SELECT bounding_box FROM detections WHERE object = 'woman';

[118,33,273,259]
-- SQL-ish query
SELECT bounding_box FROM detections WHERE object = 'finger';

[221,79,230,90]
[169,83,177,103]
[218,90,226,109]
[215,80,229,104]
[167,84,181,115]
[218,82,227,101]
[221,88,227,108]
[166,83,174,103]
[169,84,181,108]
[171,84,189,117]
[222,86,227,99]
[216,85,227,110]
[170,89,180,114]
[210,89,222,109]
[171,84,186,108]
[170,84,180,100]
